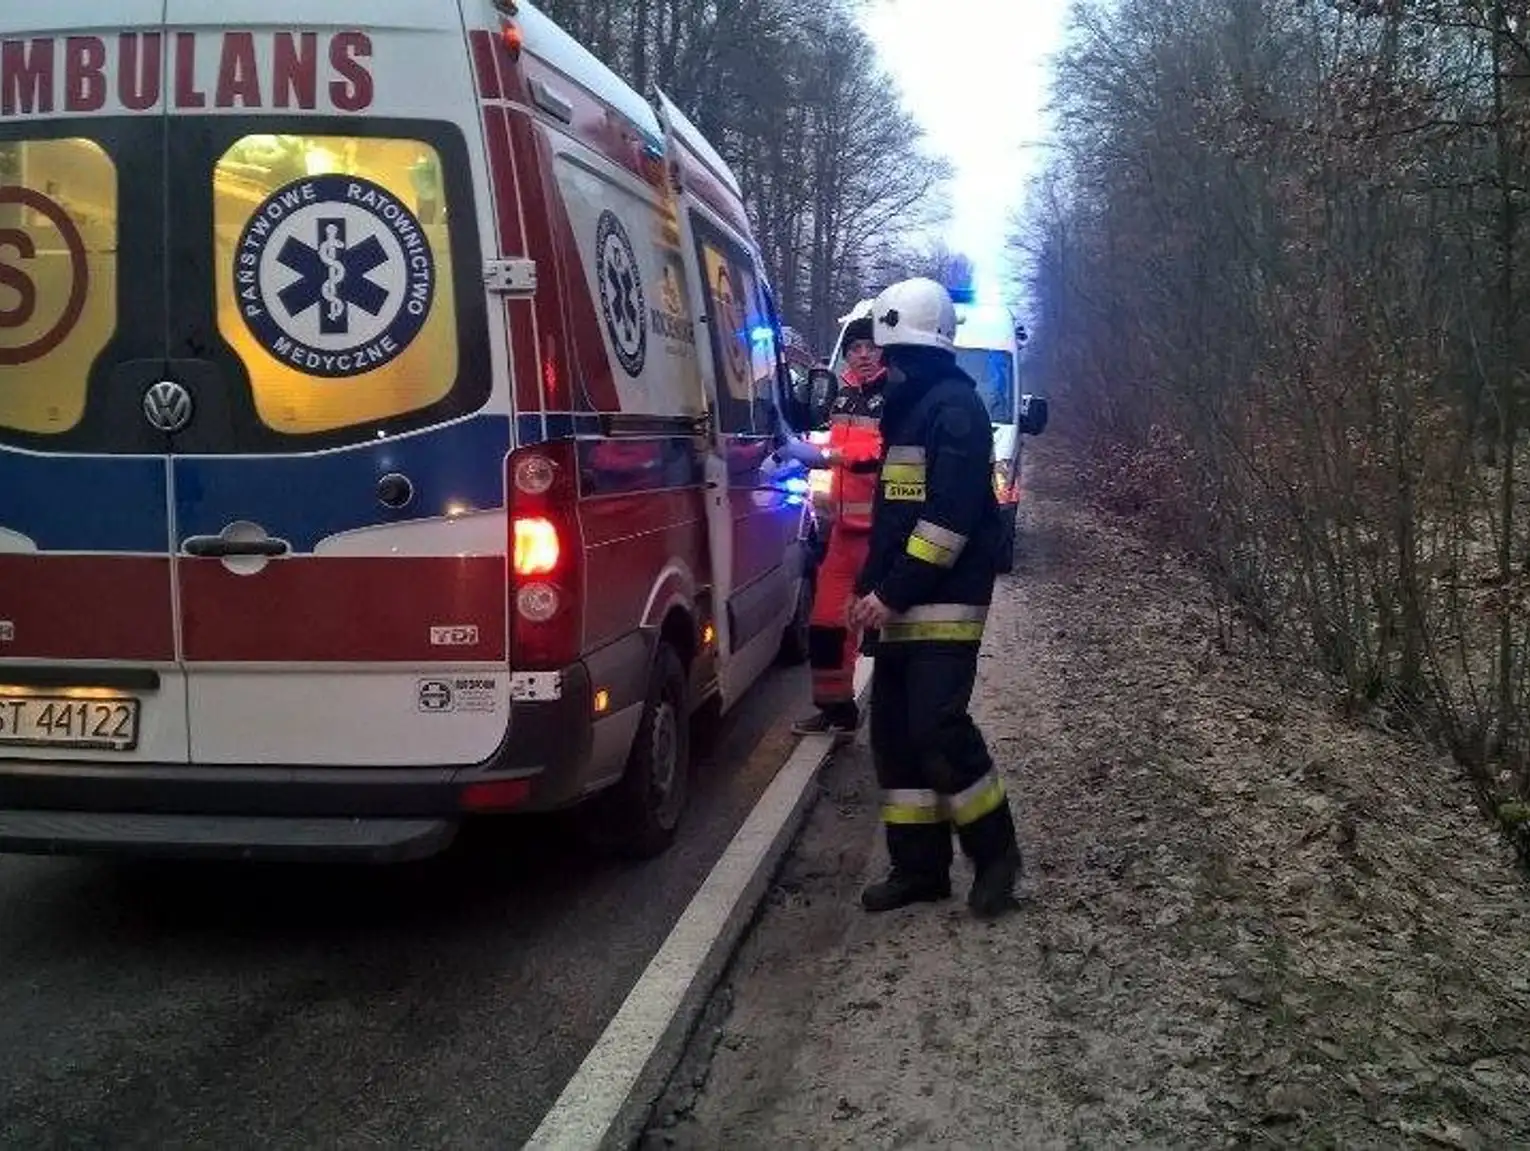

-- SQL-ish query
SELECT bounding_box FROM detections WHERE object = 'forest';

[1028,0,1530,844]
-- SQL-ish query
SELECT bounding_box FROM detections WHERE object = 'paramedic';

[847,277,1022,919]
[776,314,888,739]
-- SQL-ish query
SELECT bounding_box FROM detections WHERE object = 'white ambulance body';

[0,0,812,860]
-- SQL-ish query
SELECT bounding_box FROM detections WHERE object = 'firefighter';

[778,313,888,740]
[847,277,1022,919]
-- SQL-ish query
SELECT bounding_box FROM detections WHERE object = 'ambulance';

[826,292,1048,558]
[0,0,820,861]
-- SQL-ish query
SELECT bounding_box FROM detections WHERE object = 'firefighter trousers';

[869,640,1018,880]
[808,525,871,717]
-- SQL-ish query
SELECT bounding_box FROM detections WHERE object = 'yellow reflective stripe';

[906,534,955,567]
[884,446,926,464]
[912,519,967,553]
[880,621,986,643]
[948,771,1006,826]
[907,520,966,569]
[882,787,944,825]
[883,804,946,824]
[880,462,926,484]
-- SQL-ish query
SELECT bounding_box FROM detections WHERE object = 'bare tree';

[1021,0,1530,846]
[538,0,952,346]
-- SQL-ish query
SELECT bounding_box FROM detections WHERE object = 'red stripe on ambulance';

[468,29,500,100]
[179,557,507,664]
[512,113,622,412]
[481,104,543,415]
[509,112,591,413]
[0,556,173,662]
[581,491,708,649]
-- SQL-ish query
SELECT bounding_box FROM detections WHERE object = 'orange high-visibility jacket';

[824,367,887,533]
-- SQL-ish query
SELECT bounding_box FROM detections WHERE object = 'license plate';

[0,694,140,751]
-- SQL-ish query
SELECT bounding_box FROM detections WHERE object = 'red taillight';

[507,442,582,670]
[460,778,532,812]
[513,516,560,576]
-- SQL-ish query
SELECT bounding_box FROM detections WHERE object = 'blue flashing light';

[749,325,775,344]
[771,472,811,507]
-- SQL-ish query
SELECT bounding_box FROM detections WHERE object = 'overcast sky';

[862,0,1070,304]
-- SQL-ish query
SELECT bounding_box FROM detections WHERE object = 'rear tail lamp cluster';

[507,442,582,668]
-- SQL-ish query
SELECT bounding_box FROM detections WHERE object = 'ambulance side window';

[757,280,789,438]
[212,134,461,437]
[0,139,118,437]
[696,236,756,436]
[692,212,783,437]
[742,269,780,435]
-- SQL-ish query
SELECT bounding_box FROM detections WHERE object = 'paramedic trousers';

[869,640,1018,880]
[808,525,871,716]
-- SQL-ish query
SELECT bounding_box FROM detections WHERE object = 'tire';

[600,642,691,860]
[776,569,815,667]
[995,501,1019,575]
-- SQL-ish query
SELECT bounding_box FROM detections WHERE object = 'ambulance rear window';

[213,133,459,436]
[0,138,118,437]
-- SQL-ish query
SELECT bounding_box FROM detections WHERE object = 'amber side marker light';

[500,18,524,58]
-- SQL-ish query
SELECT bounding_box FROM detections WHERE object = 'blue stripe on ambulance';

[173,415,512,555]
[0,449,169,554]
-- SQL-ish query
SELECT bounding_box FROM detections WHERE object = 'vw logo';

[142,381,192,433]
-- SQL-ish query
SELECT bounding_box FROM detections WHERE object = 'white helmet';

[872,278,957,353]
[838,298,875,326]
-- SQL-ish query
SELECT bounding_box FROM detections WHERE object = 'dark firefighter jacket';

[855,361,1002,644]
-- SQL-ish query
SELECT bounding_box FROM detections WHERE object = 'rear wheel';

[600,642,691,860]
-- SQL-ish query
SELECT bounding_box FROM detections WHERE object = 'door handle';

[183,536,290,558]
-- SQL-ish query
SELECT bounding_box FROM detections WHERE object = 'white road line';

[524,657,875,1151]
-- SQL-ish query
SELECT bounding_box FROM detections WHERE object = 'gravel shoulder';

[643,439,1530,1150]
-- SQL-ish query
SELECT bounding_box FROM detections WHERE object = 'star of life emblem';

[235,175,436,379]
[597,209,647,377]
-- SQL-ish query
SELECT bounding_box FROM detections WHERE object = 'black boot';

[792,703,859,741]
[861,870,951,913]
[967,846,1022,919]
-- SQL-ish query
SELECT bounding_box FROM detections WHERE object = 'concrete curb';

[523,657,875,1151]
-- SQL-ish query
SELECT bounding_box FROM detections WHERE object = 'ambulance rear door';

[158,2,507,768]
[0,3,189,766]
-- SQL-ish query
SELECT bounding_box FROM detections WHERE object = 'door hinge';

[484,258,537,296]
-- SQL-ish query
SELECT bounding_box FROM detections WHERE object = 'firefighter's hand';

[848,593,893,630]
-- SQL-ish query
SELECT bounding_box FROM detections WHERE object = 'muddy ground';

[641,440,1530,1150]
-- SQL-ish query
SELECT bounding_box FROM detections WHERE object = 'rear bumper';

[0,810,455,864]
[0,657,632,862]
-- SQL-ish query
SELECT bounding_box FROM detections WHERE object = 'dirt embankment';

[645,440,1530,1149]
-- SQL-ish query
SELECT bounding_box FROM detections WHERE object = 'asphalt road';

[0,666,807,1149]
